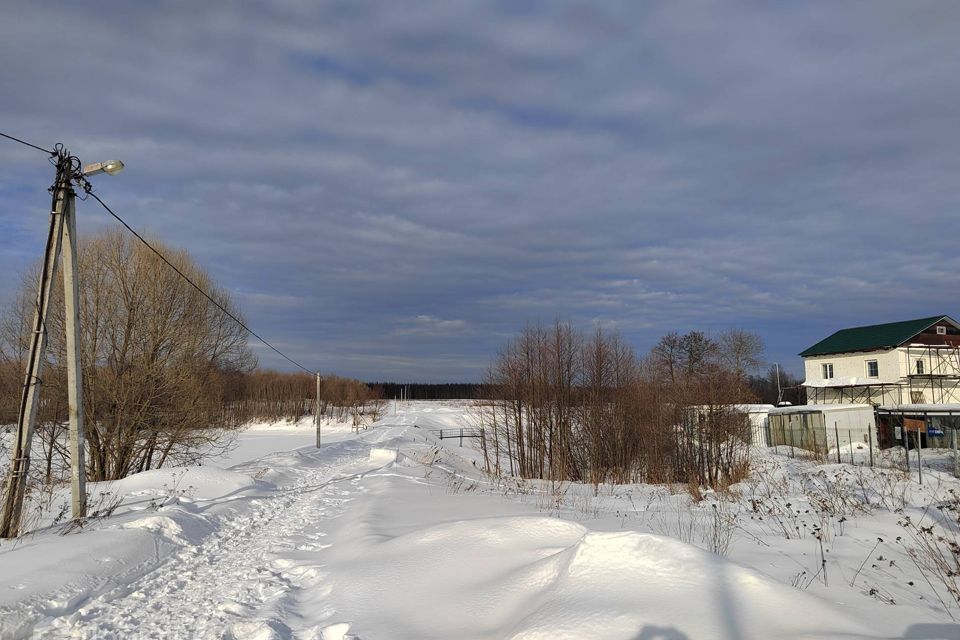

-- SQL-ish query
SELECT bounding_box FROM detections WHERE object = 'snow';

[207,416,359,468]
[109,466,256,500]
[688,404,775,413]
[319,470,870,640]
[804,378,901,388]
[879,404,960,415]
[769,403,874,414]
[732,403,776,412]
[1,402,959,639]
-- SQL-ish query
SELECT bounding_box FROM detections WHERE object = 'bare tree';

[481,323,758,490]
[717,329,764,379]
[2,228,256,481]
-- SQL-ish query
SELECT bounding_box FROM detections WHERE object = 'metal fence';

[751,421,960,480]
[422,427,484,447]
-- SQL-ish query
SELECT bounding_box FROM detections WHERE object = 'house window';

[916,359,925,375]
[866,360,879,377]
[911,391,926,403]
[822,363,834,379]
[937,326,947,335]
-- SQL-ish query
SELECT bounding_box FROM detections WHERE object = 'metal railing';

[422,427,484,447]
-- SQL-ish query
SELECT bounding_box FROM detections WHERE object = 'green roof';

[799,316,953,357]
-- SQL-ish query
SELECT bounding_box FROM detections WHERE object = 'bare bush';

[1,228,255,481]
[898,490,960,614]
[480,322,762,490]
[221,370,382,427]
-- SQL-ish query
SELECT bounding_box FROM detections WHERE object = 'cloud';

[2,1,959,380]
[392,315,470,337]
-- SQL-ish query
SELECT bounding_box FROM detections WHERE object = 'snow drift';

[321,513,872,640]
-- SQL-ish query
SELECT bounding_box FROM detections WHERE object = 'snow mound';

[511,529,870,640]
[368,448,398,465]
[120,511,217,546]
[324,516,872,640]
[107,466,256,501]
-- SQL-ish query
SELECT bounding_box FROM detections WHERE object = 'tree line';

[227,371,383,423]
[0,229,378,485]
[479,322,770,489]
[370,382,492,400]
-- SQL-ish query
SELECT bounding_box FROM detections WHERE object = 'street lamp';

[82,159,124,177]
[0,147,124,538]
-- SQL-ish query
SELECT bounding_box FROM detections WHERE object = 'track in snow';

[33,427,408,639]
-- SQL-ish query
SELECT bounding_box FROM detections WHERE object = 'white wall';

[805,347,960,406]
[804,349,900,385]
[823,407,875,432]
[745,411,770,446]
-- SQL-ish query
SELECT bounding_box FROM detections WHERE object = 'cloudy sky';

[1,1,959,381]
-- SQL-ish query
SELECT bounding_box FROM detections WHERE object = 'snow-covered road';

[36,433,398,639]
[2,422,411,640]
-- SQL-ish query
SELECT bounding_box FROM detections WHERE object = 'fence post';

[460,429,463,447]
[903,420,910,473]
[953,428,959,479]
[868,426,874,468]
[848,429,853,464]
[916,431,923,485]
[835,423,841,464]
[812,431,818,460]
[440,429,443,440]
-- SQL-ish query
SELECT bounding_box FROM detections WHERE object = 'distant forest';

[369,370,806,405]
[368,382,492,400]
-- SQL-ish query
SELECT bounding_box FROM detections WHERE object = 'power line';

[84,191,315,374]
[0,130,316,374]
[0,131,54,155]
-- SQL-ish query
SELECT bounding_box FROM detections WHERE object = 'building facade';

[801,316,960,406]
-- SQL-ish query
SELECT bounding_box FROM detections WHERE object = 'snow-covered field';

[1,402,959,639]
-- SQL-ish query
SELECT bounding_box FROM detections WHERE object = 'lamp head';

[82,160,124,177]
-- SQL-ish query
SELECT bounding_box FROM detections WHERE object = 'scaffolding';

[903,344,960,404]
[807,345,960,407]
[806,382,903,406]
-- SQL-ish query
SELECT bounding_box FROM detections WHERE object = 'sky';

[1,1,959,382]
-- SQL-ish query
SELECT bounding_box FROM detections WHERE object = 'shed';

[734,404,776,446]
[768,404,876,453]
[875,404,960,449]
[683,404,776,446]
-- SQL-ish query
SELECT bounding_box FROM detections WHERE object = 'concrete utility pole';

[316,372,322,448]
[0,149,123,538]
[774,362,783,404]
[62,189,87,519]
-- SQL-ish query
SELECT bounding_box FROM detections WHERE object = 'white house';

[801,315,960,407]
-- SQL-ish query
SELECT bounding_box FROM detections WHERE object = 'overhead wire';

[0,131,55,155]
[83,189,316,375]
[0,131,317,375]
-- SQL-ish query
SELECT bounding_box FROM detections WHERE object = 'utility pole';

[62,176,87,519]
[315,372,322,448]
[774,362,783,405]
[0,159,69,538]
[0,149,122,538]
